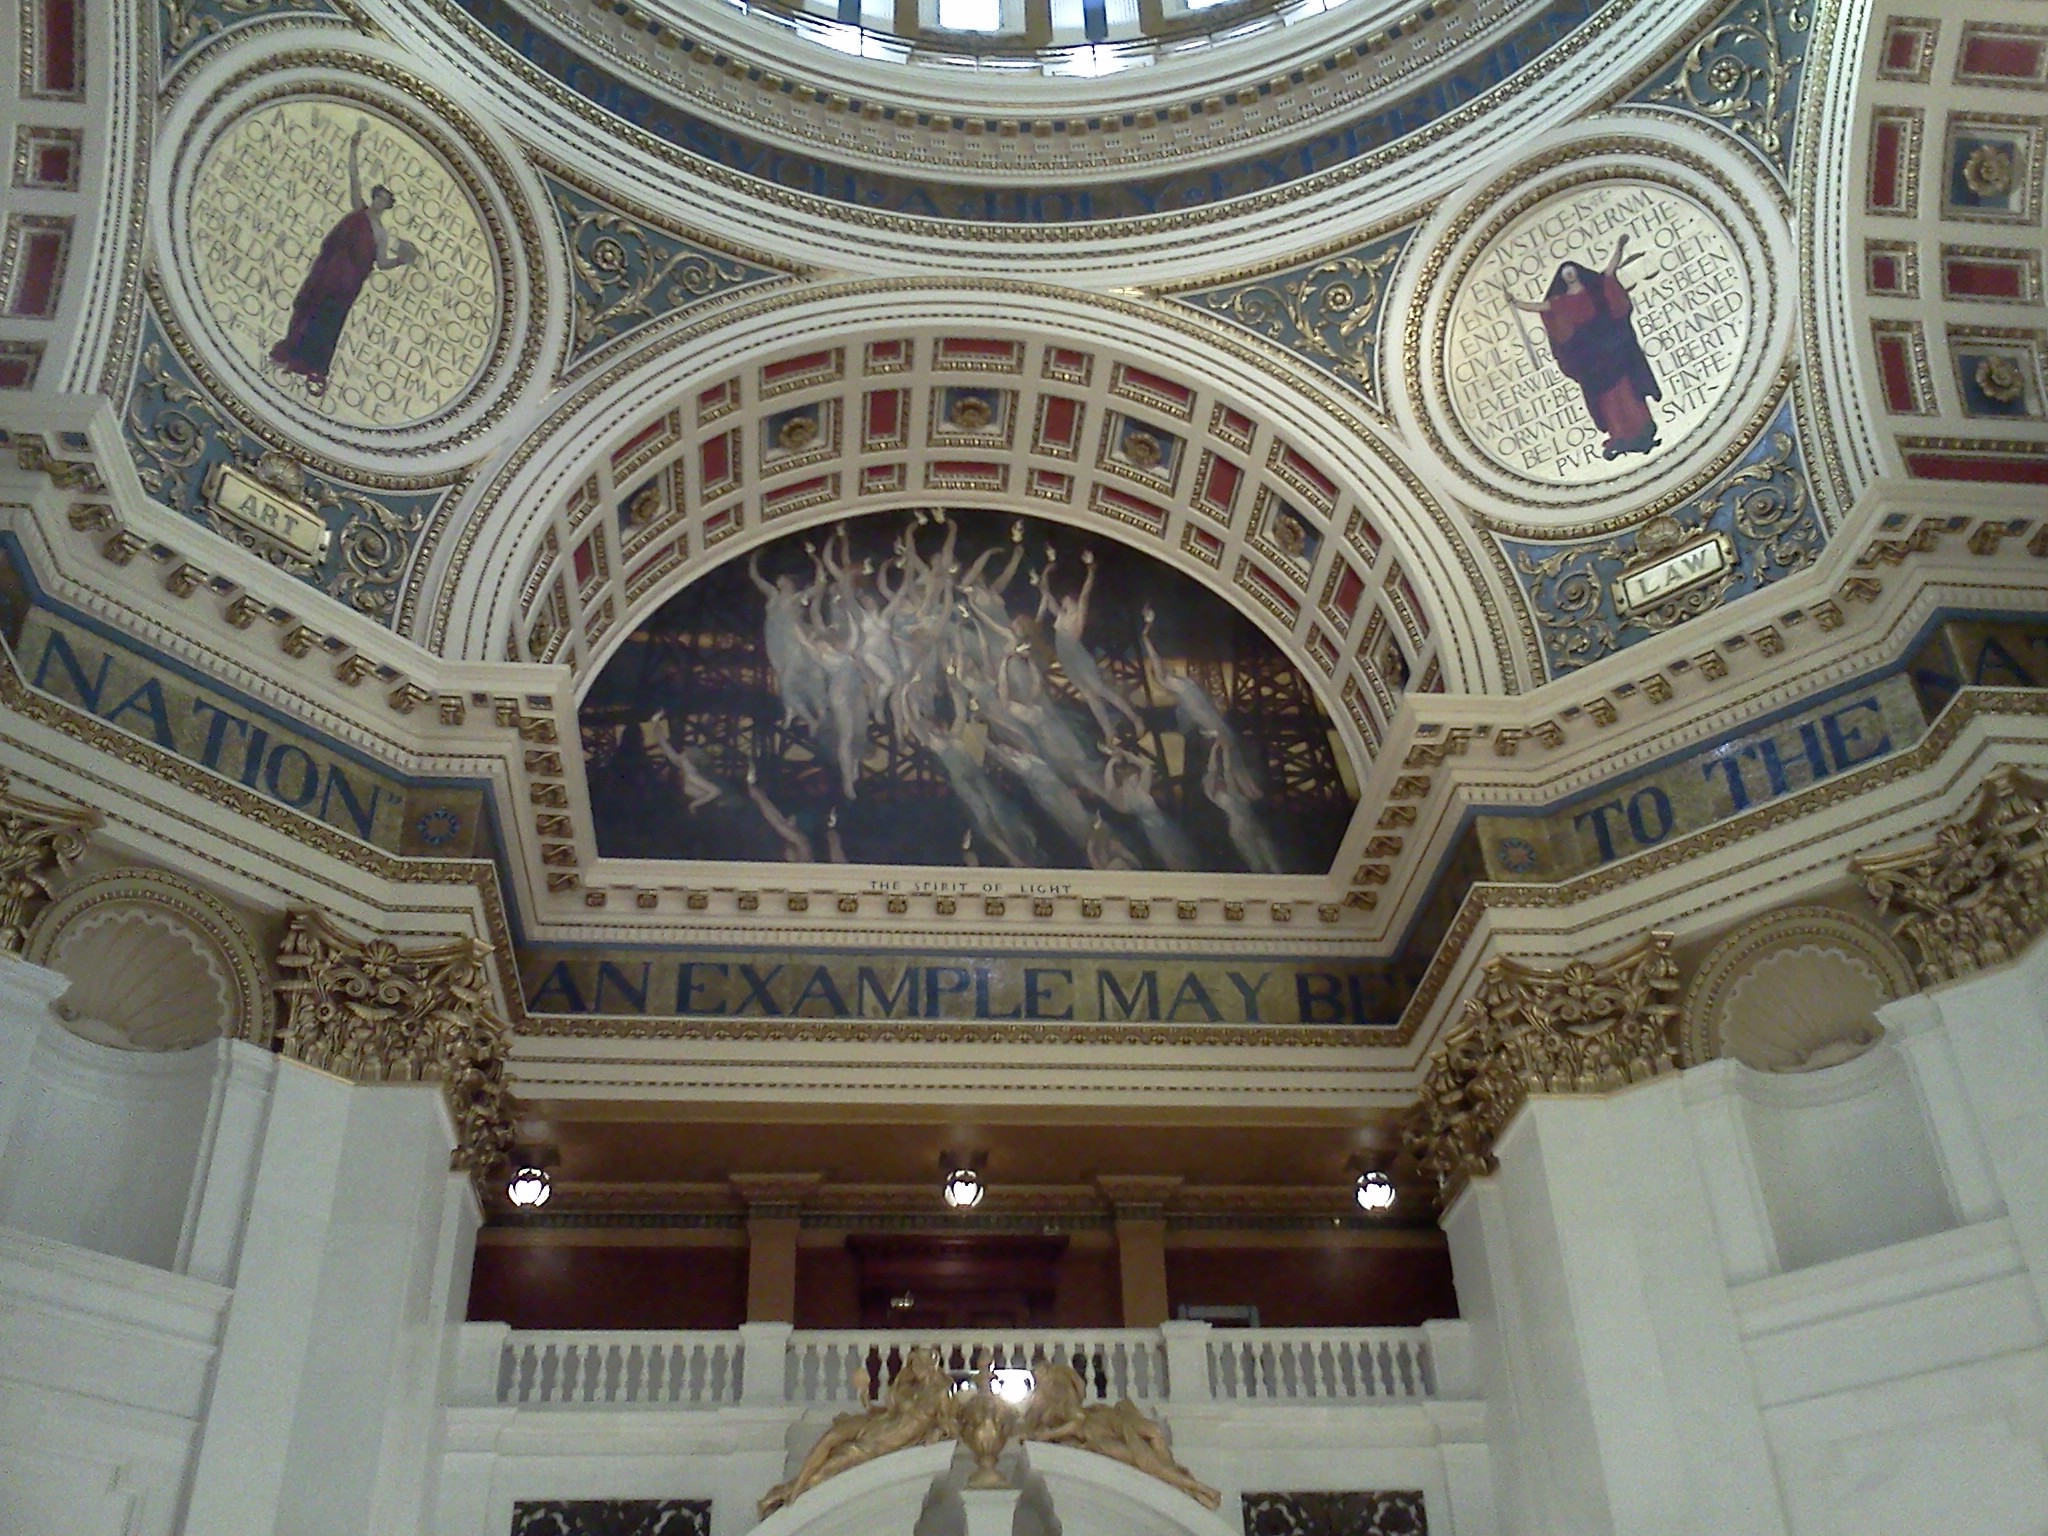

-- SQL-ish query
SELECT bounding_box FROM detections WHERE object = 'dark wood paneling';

[1166,1244,1457,1327]
[468,1244,749,1330]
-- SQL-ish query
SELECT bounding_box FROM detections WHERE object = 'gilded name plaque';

[203,461,331,563]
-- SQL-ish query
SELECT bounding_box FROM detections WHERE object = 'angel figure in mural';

[639,711,724,811]
[1203,739,1283,875]
[1039,548,1147,743]
[745,763,813,863]
[1507,233,1662,460]
[1140,605,1261,801]
[269,120,418,396]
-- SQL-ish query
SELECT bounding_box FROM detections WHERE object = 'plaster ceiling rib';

[361,0,1709,283]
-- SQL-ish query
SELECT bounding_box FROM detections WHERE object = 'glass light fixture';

[1354,1169,1396,1212]
[507,1164,553,1209]
[942,1166,985,1208]
[989,1367,1035,1405]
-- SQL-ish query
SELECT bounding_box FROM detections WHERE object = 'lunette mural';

[580,510,1356,873]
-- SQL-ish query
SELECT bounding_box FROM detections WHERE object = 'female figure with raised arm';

[1040,548,1146,743]
[1507,233,1662,460]
[750,551,827,731]
[270,120,418,394]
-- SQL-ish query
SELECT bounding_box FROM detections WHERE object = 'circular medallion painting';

[1442,181,1749,487]
[187,99,499,431]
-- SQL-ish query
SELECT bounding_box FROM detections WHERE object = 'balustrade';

[469,1322,1443,1409]
[1204,1328,1434,1401]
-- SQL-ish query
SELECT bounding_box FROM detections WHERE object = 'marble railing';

[455,1320,1467,1410]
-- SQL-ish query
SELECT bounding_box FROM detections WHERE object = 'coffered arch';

[420,283,1537,756]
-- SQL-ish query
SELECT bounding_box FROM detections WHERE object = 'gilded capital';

[1404,933,1682,1201]
[1856,765,2048,987]
[0,771,98,955]
[274,909,515,1173]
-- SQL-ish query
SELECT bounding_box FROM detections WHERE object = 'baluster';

[560,1342,583,1402]
[540,1342,562,1403]
[1336,1338,1359,1398]
[499,1342,519,1404]
[1418,1337,1437,1397]
[712,1339,732,1402]
[1377,1340,1396,1396]
[1258,1339,1278,1399]
[1395,1339,1417,1397]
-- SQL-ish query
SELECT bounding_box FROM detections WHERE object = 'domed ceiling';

[6,0,2046,1101]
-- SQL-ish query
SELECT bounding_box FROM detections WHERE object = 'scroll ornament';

[758,1352,1220,1516]
[1856,765,2048,988]
[0,771,98,955]
[1404,934,1682,1199]
[274,910,515,1173]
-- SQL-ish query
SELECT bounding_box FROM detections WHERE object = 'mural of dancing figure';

[641,711,724,811]
[269,121,418,395]
[1140,605,1261,799]
[1039,549,1147,743]
[745,764,813,863]
[1204,740,1282,874]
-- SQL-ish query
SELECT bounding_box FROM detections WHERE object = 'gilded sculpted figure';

[757,1348,955,1516]
[1018,1362,1222,1510]
[757,1354,1220,1514]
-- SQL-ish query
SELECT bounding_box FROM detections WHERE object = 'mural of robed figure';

[1510,233,1662,460]
[269,120,418,396]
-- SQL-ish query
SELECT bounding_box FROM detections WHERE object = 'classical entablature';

[3,0,2048,1123]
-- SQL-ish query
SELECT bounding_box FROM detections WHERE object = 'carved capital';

[1404,934,1682,1201]
[1855,765,2048,988]
[273,910,514,1173]
[729,1170,824,1216]
[1096,1174,1184,1218]
[0,771,98,955]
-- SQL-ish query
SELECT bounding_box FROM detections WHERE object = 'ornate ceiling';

[2,0,2047,1160]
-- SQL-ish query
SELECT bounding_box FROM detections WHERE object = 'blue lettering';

[1023,967,1073,1020]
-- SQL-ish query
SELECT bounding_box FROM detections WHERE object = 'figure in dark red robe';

[269,121,416,396]
[1512,233,1662,460]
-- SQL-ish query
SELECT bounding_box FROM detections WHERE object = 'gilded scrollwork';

[274,910,515,1172]
[0,771,98,956]
[1170,226,1413,404]
[548,179,788,365]
[1404,934,1682,1199]
[1642,0,1810,178]
[1501,397,1822,677]
[125,312,441,623]
[158,0,334,64]
[1855,766,2048,988]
